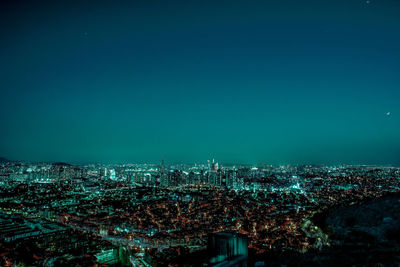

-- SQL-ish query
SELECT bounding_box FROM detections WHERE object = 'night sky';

[1,0,399,165]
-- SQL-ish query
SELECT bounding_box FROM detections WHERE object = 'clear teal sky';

[1,0,399,165]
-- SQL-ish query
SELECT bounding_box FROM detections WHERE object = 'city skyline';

[1,2,400,266]
[1,0,400,165]
[0,156,399,168]
[2,159,398,266]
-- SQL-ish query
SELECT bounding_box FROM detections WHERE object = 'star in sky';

[386,112,391,116]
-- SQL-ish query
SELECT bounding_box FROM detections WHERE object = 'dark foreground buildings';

[208,231,248,266]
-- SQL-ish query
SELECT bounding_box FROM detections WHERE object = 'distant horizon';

[1,155,399,168]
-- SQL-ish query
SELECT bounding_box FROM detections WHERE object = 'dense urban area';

[0,157,399,266]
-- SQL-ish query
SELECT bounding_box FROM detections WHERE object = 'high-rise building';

[161,159,165,175]
[211,158,216,172]
[168,169,182,187]
[160,159,167,187]
[109,169,116,180]
[226,170,237,189]
[187,171,195,185]
[208,231,248,266]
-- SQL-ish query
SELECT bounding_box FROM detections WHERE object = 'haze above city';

[1,0,399,165]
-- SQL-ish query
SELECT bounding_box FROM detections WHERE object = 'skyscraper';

[160,159,167,186]
[208,231,248,266]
